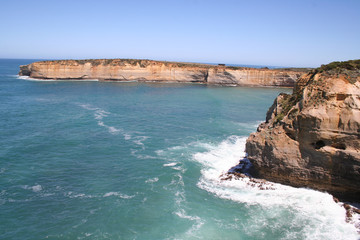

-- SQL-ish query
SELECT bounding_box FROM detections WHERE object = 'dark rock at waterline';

[227,158,253,176]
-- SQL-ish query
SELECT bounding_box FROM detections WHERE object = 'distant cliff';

[245,60,360,201]
[19,59,307,86]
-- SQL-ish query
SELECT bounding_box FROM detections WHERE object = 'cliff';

[245,60,360,201]
[18,59,307,86]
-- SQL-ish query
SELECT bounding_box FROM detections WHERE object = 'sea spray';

[192,135,359,239]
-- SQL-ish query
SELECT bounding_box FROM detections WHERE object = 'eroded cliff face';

[18,59,305,86]
[246,60,360,201]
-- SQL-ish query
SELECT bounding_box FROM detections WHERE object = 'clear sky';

[1,0,359,67]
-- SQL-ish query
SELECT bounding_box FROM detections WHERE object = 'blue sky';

[1,0,359,67]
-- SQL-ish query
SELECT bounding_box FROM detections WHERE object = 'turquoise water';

[0,59,358,239]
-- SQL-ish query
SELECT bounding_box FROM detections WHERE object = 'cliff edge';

[18,59,307,86]
[246,60,360,201]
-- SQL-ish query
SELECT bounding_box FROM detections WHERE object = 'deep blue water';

[0,59,358,239]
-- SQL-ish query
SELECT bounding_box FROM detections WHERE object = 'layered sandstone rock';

[18,59,306,86]
[246,60,360,201]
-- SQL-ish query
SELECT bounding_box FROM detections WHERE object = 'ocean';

[0,59,358,239]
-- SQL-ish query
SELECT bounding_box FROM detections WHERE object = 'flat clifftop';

[245,59,360,201]
[31,59,218,69]
[22,58,310,70]
[18,59,308,86]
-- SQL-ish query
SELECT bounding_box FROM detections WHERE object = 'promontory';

[19,59,307,86]
[245,60,360,201]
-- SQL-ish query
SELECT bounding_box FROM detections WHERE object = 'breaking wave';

[17,75,99,81]
[192,135,359,240]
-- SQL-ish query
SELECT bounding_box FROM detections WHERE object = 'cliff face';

[18,59,306,86]
[246,60,360,201]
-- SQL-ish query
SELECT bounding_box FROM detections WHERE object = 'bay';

[0,59,358,239]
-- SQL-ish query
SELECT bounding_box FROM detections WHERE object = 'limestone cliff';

[18,59,306,86]
[246,60,360,201]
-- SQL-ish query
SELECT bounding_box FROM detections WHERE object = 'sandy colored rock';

[18,59,306,86]
[246,60,360,201]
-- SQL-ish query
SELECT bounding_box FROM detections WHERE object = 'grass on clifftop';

[35,59,309,72]
[41,59,217,68]
[315,59,360,84]
[273,59,360,124]
[318,59,360,72]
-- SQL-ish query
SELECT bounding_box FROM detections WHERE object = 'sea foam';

[192,135,359,239]
[77,103,125,136]
[103,192,134,199]
[163,162,177,167]
[22,184,43,192]
[145,177,159,183]
[17,75,99,81]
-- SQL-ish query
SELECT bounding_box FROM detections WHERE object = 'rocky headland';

[244,60,360,201]
[19,59,307,86]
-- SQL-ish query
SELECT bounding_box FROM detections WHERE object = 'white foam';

[73,193,86,198]
[193,135,245,176]
[18,76,46,81]
[145,177,159,183]
[124,134,132,140]
[171,179,205,237]
[192,135,360,239]
[155,150,164,155]
[163,162,177,167]
[103,192,134,199]
[133,136,149,146]
[22,184,42,192]
[168,146,186,151]
[77,103,97,111]
[94,110,110,120]
[352,212,360,230]
[32,185,42,192]
[64,192,95,199]
[18,75,99,81]
[174,209,204,237]
[171,166,184,171]
[156,142,206,238]
[175,209,203,222]
[108,126,121,134]
[77,103,126,136]
[175,173,184,187]
[130,149,149,159]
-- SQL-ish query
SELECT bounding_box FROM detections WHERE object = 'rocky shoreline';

[18,59,308,87]
[241,60,360,202]
[221,168,360,232]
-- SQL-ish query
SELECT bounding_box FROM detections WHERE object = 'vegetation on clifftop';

[275,67,313,72]
[34,59,308,72]
[38,59,216,69]
[273,59,360,124]
[315,59,360,84]
[318,59,360,71]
